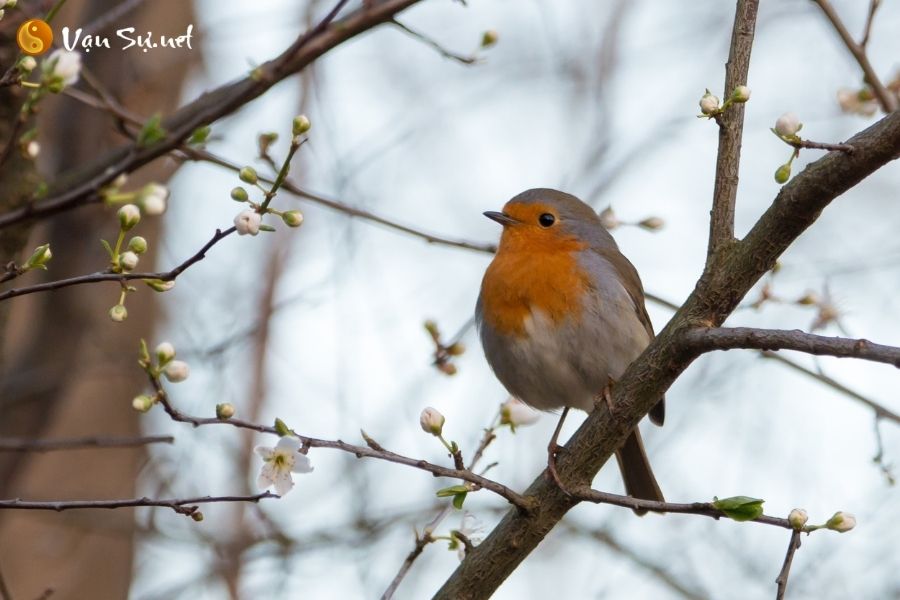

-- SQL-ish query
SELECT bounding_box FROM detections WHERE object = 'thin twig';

[379,531,434,600]
[706,0,760,259]
[0,493,276,516]
[682,326,900,368]
[0,227,235,303]
[860,0,880,49]
[787,138,855,153]
[390,19,478,64]
[775,530,802,600]
[811,0,896,112]
[0,435,174,452]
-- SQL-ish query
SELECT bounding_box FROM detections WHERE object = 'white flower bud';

[292,115,311,136]
[282,210,304,227]
[118,251,139,271]
[109,304,128,322]
[19,56,37,73]
[132,394,154,413]
[788,508,808,530]
[731,85,751,103]
[24,243,52,270]
[118,204,141,231]
[25,141,39,159]
[42,49,82,88]
[500,397,540,429]
[774,112,801,137]
[163,360,190,383]
[599,206,620,230]
[234,209,261,236]
[638,216,665,231]
[139,183,168,215]
[825,511,856,533]
[216,403,236,419]
[420,407,445,436]
[155,342,176,365]
[699,90,720,115]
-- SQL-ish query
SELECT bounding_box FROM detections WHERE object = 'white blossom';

[234,210,261,236]
[455,512,485,560]
[255,436,313,496]
[139,183,169,215]
[42,49,82,87]
[25,141,39,158]
[699,90,720,115]
[117,204,141,231]
[118,251,139,271]
[788,508,808,530]
[500,397,540,429]
[419,407,445,436]
[826,511,856,533]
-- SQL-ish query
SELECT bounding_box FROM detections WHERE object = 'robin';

[476,188,664,505]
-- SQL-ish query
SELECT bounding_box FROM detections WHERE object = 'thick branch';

[707,0,759,258]
[434,79,900,600]
[0,434,173,452]
[0,0,426,231]
[682,327,900,368]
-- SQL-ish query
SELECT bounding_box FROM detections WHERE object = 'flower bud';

[24,243,52,270]
[127,236,148,254]
[420,407,445,436]
[139,183,168,216]
[239,166,258,184]
[481,30,499,48]
[731,85,751,103]
[190,511,204,522]
[132,394,154,413]
[25,141,39,159]
[292,115,311,136]
[216,403,236,419]
[118,251,139,271]
[163,360,190,383]
[109,304,128,322]
[145,279,175,292]
[41,49,82,89]
[788,508,808,530]
[5,1,16,9]
[446,342,465,356]
[699,90,720,115]
[774,112,801,137]
[155,342,176,365]
[638,217,665,231]
[18,56,37,73]
[796,292,819,306]
[231,186,249,202]
[281,210,304,227]
[499,397,540,429]
[234,209,262,236]
[118,204,141,231]
[774,163,792,184]
[825,511,856,533]
[599,206,620,230]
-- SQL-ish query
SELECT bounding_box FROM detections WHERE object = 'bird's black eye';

[538,213,556,227]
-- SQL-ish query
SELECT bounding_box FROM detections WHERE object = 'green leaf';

[452,491,467,510]
[713,495,765,521]
[188,125,211,145]
[139,338,150,364]
[274,418,292,437]
[138,113,167,147]
[100,238,115,260]
[258,224,276,232]
[436,484,469,498]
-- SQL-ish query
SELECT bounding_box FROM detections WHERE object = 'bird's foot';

[546,441,571,496]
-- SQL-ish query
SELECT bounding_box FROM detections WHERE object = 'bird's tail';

[614,427,664,516]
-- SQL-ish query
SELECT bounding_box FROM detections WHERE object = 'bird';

[476,188,664,506]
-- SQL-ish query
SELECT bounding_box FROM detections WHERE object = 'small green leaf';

[188,125,211,145]
[258,224,276,232]
[450,440,459,454]
[274,418,292,437]
[138,113,167,147]
[100,238,115,260]
[713,495,765,521]
[452,491,467,510]
[436,484,469,498]
[139,338,150,364]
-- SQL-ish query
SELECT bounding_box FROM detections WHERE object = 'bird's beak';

[483,211,519,226]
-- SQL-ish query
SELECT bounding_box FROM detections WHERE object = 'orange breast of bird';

[479,231,591,337]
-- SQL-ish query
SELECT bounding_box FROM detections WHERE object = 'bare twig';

[860,0,880,49]
[812,0,897,112]
[379,531,434,600]
[682,326,900,368]
[0,492,276,516]
[0,435,174,452]
[0,227,235,303]
[707,0,759,259]
[787,138,855,153]
[775,530,802,600]
[390,20,477,64]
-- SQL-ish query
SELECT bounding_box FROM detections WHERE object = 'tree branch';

[811,0,897,113]
[682,326,900,368]
[775,530,802,600]
[434,56,900,600]
[0,434,174,452]
[0,0,427,231]
[707,0,759,259]
[0,492,276,517]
